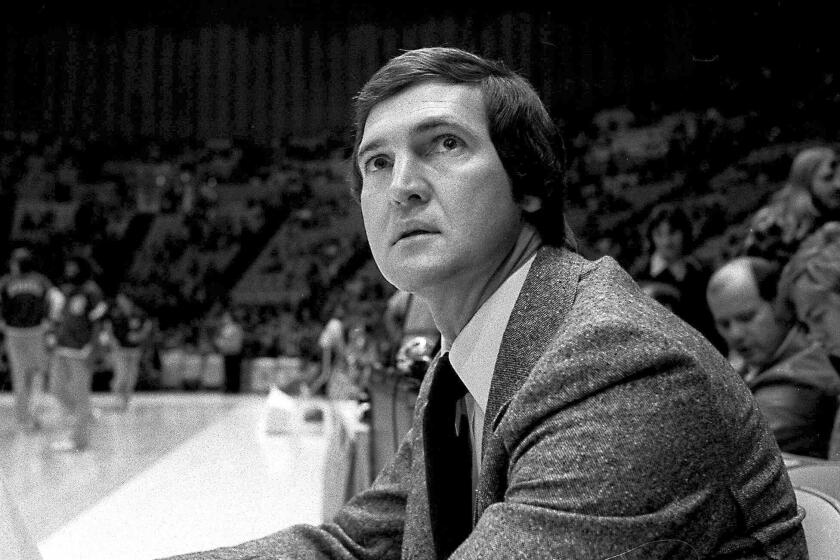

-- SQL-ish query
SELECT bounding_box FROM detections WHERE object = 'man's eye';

[364,155,390,173]
[431,135,461,153]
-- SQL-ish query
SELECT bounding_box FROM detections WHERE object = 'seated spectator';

[707,256,840,458]
[632,202,724,350]
[745,146,839,263]
[778,221,840,458]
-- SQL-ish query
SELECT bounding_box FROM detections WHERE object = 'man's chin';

[380,262,452,295]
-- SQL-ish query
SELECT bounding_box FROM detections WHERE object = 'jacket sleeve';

[451,321,806,559]
[160,430,413,560]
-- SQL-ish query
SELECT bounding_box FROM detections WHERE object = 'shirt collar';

[445,254,536,413]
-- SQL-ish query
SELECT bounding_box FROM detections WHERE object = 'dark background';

[3,1,837,142]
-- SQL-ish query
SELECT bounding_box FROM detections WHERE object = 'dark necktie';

[424,353,473,558]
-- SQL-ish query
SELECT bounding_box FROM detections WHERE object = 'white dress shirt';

[441,254,536,486]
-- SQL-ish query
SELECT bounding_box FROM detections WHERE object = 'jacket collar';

[482,246,584,451]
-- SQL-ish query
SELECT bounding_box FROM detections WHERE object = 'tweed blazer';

[167,247,807,559]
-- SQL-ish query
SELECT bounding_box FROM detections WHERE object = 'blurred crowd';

[2,95,840,456]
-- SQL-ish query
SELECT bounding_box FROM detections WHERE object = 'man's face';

[357,81,524,294]
[792,276,840,358]
[707,268,789,368]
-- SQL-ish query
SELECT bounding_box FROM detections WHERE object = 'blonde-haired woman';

[745,146,839,263]
[779,221,840,458]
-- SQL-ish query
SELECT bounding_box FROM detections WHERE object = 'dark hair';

[748,257,781,304]
[746,256,795,325]
[645,203,694,250]
[349,47,569,248]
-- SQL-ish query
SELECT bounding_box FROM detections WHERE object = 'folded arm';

[452,321,804,559]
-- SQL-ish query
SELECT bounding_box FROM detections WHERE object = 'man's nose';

[389,154,430,206]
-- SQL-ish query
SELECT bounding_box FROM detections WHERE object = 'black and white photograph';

[1,1,839,558]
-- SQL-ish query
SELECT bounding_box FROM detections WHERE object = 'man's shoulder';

[509,248,727,397]
[757,342,840,395]
[565,252,670,329]
[519,248,696,351]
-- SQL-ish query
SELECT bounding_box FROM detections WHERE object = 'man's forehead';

[360,81,487,143]
[710,262,762,300]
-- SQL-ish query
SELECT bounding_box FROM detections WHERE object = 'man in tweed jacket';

[168,48,806,559]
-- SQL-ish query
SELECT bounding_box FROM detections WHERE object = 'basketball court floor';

[1,391,329,559]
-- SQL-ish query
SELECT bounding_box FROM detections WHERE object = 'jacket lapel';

[482,246,584,451]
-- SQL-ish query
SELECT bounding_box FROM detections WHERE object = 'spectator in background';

[632,203,724,351]
[214,311,244,393]
[0,248,54,431]
[707,256,840,458]
[779,222,840,458]
[50,256,107,451]
[340,321,379,400]
[745,146,839,264]
[105,291,153,410]
[311,303,346,396]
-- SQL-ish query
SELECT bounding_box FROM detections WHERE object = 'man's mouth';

[400,229,433,239]
[392,225,438,245]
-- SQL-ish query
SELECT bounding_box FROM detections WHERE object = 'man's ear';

[518,195,543,213]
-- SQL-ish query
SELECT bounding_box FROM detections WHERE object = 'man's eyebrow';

[412,116,471,135]
[357,139,384,162]
[358,116,475,161]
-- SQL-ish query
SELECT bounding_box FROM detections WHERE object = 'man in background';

[0,248,54,432]
[707,256,840,457]
[50,256,107,451]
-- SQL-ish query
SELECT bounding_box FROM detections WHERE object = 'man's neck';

[421,224,543,342]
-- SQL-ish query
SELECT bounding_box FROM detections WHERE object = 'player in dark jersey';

[104,291,152,410]
[50,256,107,451]
[0,248,55,431]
